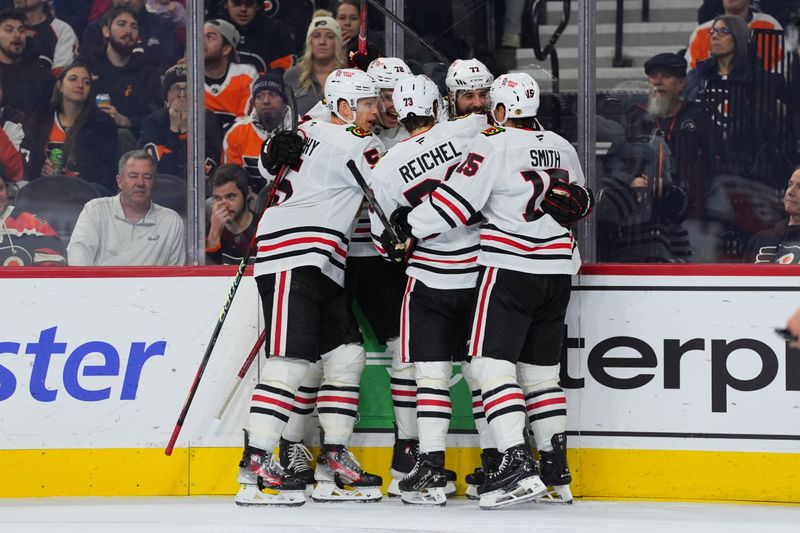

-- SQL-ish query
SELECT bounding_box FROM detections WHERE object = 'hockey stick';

[345,159,402,244]
[214,329,267,420]
[358,0,368,54]
[164,87,299,456]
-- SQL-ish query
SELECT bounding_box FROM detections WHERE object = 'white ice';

[2,497,800,533]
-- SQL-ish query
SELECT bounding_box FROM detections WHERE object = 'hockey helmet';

[392,74,441,121]
[325,68,379,123]
[488,72,541,124]
[367,57,413,90]
[445,58,494,94]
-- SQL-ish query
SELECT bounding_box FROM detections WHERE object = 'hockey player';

[366,57,413,149]
[444,58,494,119]
[368,74,491,506]
[390,73,593,509]
[235,68,384,506]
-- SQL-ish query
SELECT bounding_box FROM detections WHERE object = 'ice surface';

[2,497,800,533]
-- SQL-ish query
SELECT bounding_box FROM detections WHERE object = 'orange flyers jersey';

[205,63,258,130]
[222,113,270,183]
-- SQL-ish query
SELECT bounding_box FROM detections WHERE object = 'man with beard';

[14,0,77,71]
[139,63,224,180]
[222,73,289,188]
[204,18,257,133]
[205,164,258,264]
[0,8,53,118]
[220,0,294,74]
[743,167,800,263]
[77,5,161,143]
[81,0,182,74]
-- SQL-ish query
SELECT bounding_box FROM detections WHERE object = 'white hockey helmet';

[392,74,441,121]
[367,57,413,89]
[325,68,379,123]
[489,72,541,124]
[445,58,494,94]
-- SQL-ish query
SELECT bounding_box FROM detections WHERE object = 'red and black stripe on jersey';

[407,242,481,276]
[255,226,349,272]
[479,223,576,261]
[429,183,477,229]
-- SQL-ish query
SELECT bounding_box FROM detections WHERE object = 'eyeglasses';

[168,86,188,96]
[709,27,731,36]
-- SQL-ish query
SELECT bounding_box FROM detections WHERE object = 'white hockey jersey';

[408,125,584,275]
[370,114,489,289]
[253,119,384,286]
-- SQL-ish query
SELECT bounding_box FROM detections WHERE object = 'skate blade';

[535,484,573,504]
[234,484,306,507]
[465,484,479,501]
[400,487,447,507]
[478,476,548,510]
[311,482,383,503]
[386,478,402,497]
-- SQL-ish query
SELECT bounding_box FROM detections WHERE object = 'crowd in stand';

[0,0,798,266]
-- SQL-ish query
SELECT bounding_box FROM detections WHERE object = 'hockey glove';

[379,206,416,262]
[541,180,595,226]
[260,131,304,174]
[348,42,380,71]
[379,228,412,262]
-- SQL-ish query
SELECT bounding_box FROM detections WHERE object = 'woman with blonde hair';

[283,16,347,115]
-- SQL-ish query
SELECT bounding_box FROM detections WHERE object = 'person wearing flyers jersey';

[235,68,385,506]
[390,73,593,509]
[367,74,489,505]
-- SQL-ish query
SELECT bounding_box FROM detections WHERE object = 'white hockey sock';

[415,361,452,454]
[281,360,323,443]
[462,360,497,451]
[247,356,310,451]
[518,363,566,451]
[389,347,418,441]
[470,357,526,452]
[317,343,365,445]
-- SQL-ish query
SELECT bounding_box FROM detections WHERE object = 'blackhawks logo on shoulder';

[481,126,505,136]
[347,126,373,138]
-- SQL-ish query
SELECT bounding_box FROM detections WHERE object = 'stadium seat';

[13,175,100,244]
[153,173,187,218]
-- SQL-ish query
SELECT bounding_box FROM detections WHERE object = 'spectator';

[81,0,183,74]
[67,149,185,265]
[685,0,782,71]
[23,62,118,191]
[623,53,708,217]
[204,18,257,132]
[260,0,313,57]
[205,163,257,264]
[283,16,346,115]
[77,5,162,144]
[220,0,293,74]
[51,0,92,39]
[685,15,786,180]
[139,63,224,180]
[334,0,359,52]
[0,177,67,265]
[743,167,800,263]
[222,73,290,187]
[16,0,78,71]
[0,8,54,118]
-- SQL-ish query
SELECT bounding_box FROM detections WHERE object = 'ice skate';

[311,444,383,502]
[387,438,419,497]
[235,447,307,507]
[399,452,448,506]
[465,448,501,500]
[279,438,316,496]
[536,432,573,504]
[478,444,547,510]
